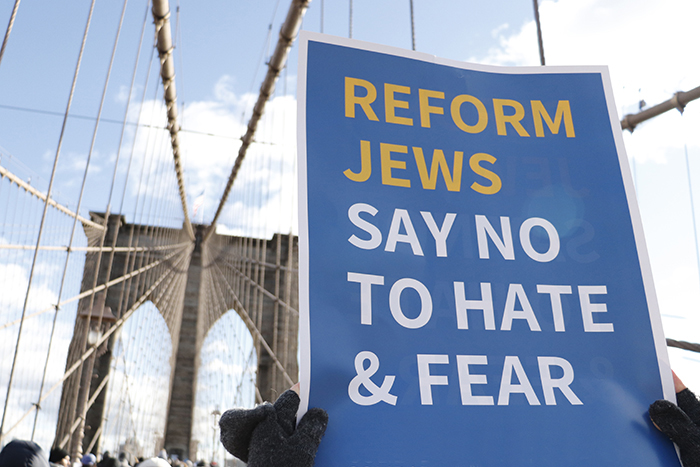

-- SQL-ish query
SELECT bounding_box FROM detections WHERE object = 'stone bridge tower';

[55,214,299,461]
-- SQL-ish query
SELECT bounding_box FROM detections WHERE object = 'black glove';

[219,389,328,467]
[649,388,700,467]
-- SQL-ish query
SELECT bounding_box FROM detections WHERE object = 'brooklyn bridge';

[0,0,698,465]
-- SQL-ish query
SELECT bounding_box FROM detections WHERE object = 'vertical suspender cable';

[62,0,132,455]
[409,0,415,51]
[0,0,97,443]
[113,41,158,326]
[0,0,21,68]
[116,0,152,218]
[40,0,149,444]
[175,0,187,147]
[685,145,700,293]
[532,0,545,66]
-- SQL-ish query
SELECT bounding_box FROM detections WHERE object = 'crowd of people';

[2,373,699,467]
[0,442,220,467]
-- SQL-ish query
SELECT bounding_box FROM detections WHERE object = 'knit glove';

[219,389,328,467]
[649,388,700,467]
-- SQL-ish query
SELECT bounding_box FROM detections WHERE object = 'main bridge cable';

[204,0,312,242]
[151,0,194,241]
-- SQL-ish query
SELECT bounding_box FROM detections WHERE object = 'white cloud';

[122,75,292,230]
[0,283,73,448]
[116,84,133,104]
[491,23,510,39]
[469,0,700,392]
[475,0,700,165]
[161,82,299,236]
[0,263,58,316]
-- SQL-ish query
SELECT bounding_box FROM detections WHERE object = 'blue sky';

[1,0,697,224]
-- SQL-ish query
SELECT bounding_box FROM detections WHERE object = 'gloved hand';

[649,373,700,467]
[219,387,328,467]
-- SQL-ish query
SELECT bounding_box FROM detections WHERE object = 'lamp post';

[69,300,117,460]
[211,409,221,465]
[153,431,162,458]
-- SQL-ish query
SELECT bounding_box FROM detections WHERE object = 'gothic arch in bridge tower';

[55,214,299,462]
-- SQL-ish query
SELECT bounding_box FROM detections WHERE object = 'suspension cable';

[58,0,133,445]
[151,0,195,240]
[0,243,190,332]
[0,165,103,230]
[0,0,21,68]
[205,0,311,241]
[409,0,415,51]
[532,0,545,66]
[0,0,97,443]
[211,260,294,386]
[684,144,700,303]
[5,247,190,443]
[64,2,154,446]
[621,85,700,132]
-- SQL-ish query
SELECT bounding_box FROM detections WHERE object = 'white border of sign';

[296,30,674,419]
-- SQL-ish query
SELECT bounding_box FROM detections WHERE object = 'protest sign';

[297,31,679,466]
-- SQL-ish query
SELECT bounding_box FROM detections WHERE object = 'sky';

[0,0,699,456]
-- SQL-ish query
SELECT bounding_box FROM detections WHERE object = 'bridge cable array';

[0,0,699,464]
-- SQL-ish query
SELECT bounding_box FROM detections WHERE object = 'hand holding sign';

[650,373,700,467]
[219,386,328,467]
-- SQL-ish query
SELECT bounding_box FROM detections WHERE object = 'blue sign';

[297,32,678,467]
